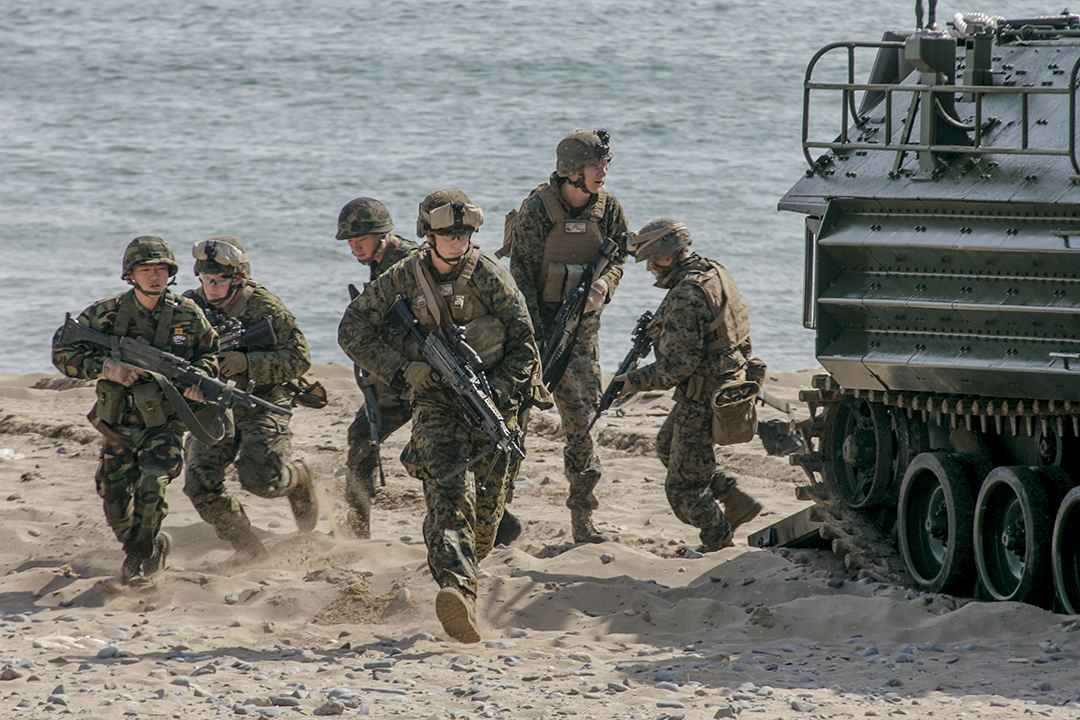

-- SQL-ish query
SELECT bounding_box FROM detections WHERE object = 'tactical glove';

[99,357,143,386]
[584,278,608,314]
[219,351,248,377]
[404,361,438,391]
[613,373,635,398]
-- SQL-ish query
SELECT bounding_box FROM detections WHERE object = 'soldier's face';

[200,273,238,302]
[430,233,471,263]
[347,233,385,263]
[579,160,609,193]
[130,263,170,294]
[647,255,676,279]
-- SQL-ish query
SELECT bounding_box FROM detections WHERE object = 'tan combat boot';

[288,459,319,533]
[724,488,763,532]
[435,587,481,643]
[142,532,172,577]
[230,526,269,562]
[570,508,608,544]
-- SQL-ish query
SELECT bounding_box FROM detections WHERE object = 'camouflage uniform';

[52,289,217,568]
[183,278,312,549]
[344,234,421,537]
[624,252,754,550]
[508,173,627,519]
[338,243,537,598]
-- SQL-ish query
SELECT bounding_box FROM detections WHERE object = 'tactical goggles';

[424,201,484,234]
[626,222,687,262]
[192,238,248,269]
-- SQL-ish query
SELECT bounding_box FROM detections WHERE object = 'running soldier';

[506,128,628,543]
[182,236,316,561]
[618,218,762,552]
[52,236,217,586]
[339,189,538,643]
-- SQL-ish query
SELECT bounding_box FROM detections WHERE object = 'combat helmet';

[416,189,484,237]
[192,236,251,278]
[336,197,394,240]
[627,217,693,263]
[556,128,613,178]
[122,236,178,280]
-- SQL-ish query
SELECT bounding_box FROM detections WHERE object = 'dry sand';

[0,364,1077,719]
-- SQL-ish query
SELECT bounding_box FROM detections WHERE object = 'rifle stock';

[59,315,291,417]
[581,309,654,438]
[348,283,385,487]
[540,233,625,391]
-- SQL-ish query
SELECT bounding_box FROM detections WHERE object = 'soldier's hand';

[584,278,609,314]
[99,357,144,386]
[219,352,248,377]
[183,385,206,403]
[404,361,438,391]
[614,373,635,398]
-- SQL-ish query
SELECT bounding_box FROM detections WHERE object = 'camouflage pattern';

[629,217,693,264]
[338,243,537,596]
[556,129,613,178]
[337,197,395,240]
[345,234,421,536]
[122,236,178,278]
[508,174,628,509]
[415,189,476,238]
[184,279,311,542]
[625,253,751,546]
[51,288,217,562]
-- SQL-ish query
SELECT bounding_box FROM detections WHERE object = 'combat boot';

[142,532,172,577]
[570,508,608,544]
[121,554,150,588]
[494,509,522,546]
[230,526,269,562]
[287,459,319,533]
[724,488,763,532]
[435,586,481,644]
[696,524,734,554]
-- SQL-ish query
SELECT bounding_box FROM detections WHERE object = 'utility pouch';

[290,377,328,408]
[193,403,235,443]
[462,315,506,370]
[495,209,519,259]
[711,378,759,446]
[542,262,585,303]
[130,381,170,428]
[94,380,126,426]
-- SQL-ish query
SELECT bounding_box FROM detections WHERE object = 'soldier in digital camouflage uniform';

[618,218,762,552]
[181,236,316,561]
[335,197,420,538]
[505,129,628,544]
[339,189,538,643]
[52,236,218,586]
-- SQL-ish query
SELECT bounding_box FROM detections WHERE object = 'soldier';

[506,128,628,543]
[339,189,538,643]
[182,236,316,561]
[52,236,217,586]
[335,197,420,538]
[617,218,762,552]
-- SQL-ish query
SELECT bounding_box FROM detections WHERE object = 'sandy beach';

[0,363,1077,719]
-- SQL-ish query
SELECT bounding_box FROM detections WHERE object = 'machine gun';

[349,283,385,487]
[541,233,626,391]
[215,314,277,353]
[389,296,524,475]
[58,315,291,419]
[580,309,654,439]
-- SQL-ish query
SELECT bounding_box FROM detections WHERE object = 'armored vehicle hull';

[779,8,1080,611]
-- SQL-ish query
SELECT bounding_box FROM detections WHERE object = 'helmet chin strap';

[431,241,467,266]
[208,280,240,308]
[130,275,175,299]
[568,172,592,193]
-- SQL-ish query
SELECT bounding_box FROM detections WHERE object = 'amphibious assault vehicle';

[778,4,1080,611]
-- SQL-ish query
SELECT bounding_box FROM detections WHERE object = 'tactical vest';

[404,250,506,370]
[536,184,608,303]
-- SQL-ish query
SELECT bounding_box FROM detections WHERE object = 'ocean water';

[0,0,1040,376]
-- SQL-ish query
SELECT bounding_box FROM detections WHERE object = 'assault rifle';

[580,309,654,439]
[541,233,626,391]
[216,314,276,353]
[58,315,291,418]
[389,296,524,472]
[349,283,385,487]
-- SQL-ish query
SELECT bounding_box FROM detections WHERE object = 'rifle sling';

[148,370,230,444]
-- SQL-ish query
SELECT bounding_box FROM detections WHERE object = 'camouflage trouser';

[183,409,298,544]
[345,381,412,535]
[656,396,734,545]
[400,393,514,598]
[549,313,603,510]
[96,418,184,561]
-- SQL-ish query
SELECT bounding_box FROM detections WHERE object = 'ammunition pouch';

[542,262,586,304]
[94,380,127,426]
[711,377,759,446]
[130,380,170,428]
[461,315,506,371]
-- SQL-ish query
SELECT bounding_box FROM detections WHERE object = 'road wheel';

[1053,486,1080,614]
[822,398,894,509]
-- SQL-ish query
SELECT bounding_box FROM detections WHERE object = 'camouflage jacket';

[626,254,751,401]
[189,280,310,405]
[339,244,538,411]
[509,173,628,340]
[368,234,420,283]
[52,288,218,392]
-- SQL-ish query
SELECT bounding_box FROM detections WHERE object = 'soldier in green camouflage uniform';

[506,129,628,543]
[335,197,420,538]
[339,189,538,643]
[52,237,218,586]
[181,236,316,560]
[618,218,763,552]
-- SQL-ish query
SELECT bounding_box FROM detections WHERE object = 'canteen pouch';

[94,380,126,426]
[542,262,585,303]
[131,381,170,428]
[711,378,759,446]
